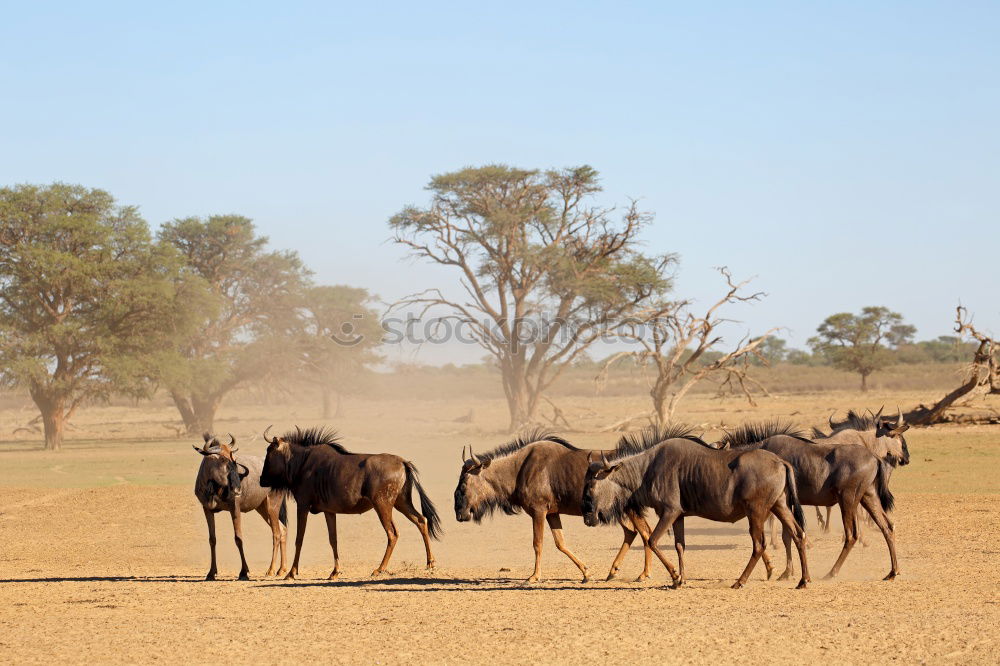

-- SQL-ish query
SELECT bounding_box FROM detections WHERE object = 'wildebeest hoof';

[634,573,650,583]
[777,570,792,581]
[370,569,387,577]
[605,572,617,582]
[796,579,808,589]
[276,568,288,577]
[328,571,340,580]
[238,571,250,581]
[283,571,296,581]
[205,572,217,581]
[426,562,436,570]
[884,572,898,581]
[671,579,683,590]
[524,575,539,584]
[264,569,275,576]
[823,572,837,580]
[731,581,744,590]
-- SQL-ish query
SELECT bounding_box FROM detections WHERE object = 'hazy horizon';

[3,2,997,366]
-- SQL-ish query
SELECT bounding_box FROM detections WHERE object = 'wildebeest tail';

[783,462,806,531]
[875,460,895,513]
[405,461,443,540]
[279,493,288,527]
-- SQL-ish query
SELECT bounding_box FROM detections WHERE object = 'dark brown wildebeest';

[454,427,698,583]
[720,420,900,581]
[809,407,910,532]
[259,426,441,579]
[193,433,288,580]
[583,426,810,589]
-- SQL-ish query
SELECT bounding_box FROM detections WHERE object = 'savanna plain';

[1,374,998,665]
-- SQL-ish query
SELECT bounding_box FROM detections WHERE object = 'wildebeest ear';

[235,462,250,479]
[479,458,492,469]
[891,424,911,436]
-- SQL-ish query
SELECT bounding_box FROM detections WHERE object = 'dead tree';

[598,268,777,426]
[902,306,1000,425]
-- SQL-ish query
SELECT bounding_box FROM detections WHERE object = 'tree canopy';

[808,306,915,391]
[158,215,310,434]
[0,183,200,449]
[390,164,674,429]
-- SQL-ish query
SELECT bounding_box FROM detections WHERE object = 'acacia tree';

[808,306,915,391]
[389,165,673,430]
[297,285,382,418]
[0,183,199,449]
[599,268,776,426]
[159,216,309,434]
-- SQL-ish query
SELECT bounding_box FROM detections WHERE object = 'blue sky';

[3,2,998,363]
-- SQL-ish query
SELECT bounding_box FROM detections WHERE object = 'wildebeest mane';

[719,420,809,449]
[610,423,706,461]
[829,409,877,432]
[282,426,351,454]
[478,427,576,461]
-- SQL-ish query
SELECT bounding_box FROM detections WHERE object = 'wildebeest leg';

[824,496,859,579]
[672,516,686,585]
[824,506,833,533]
[814,506,825,532]
[285,504,309,580]
[776,523,794,581]
[647,510,681,586]
[526,509,546,583]
[395,494,435,570]
[371,501,399,577]
[607,518,637,581]
[256,503,283,577]
[546,513,589,583]
[203,507,218,581]
[733,513,767,589]
[859,490,899,581]
[324,513,341,580]
[771,501,810,589]
[633,513,653,581]
[767,515,779,550]
[231,508,250,580]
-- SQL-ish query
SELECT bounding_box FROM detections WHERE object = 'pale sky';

[3,2,998,364]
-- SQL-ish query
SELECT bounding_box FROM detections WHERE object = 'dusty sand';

[1,394,998,664]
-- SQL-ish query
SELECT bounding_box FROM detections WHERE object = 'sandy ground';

[1,394,998,664]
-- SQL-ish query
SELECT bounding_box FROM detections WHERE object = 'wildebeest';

[260,425,441,579]
[583,426,810,589]
[454,427,664,583]
[193,433,288,580]
[720,420,900,581]
[810,407,911,532]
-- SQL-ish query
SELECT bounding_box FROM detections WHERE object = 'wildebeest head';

[454,445,493,522]
[194,433,250,503]
[260,425,292,489]
[873,406,911,467]
[582,452,621,527]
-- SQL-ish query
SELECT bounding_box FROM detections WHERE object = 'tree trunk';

[860,372,869,392]
[172,391,222,435]
[29,389,66,451]
[501,365,535,431]
[650,382,670,426]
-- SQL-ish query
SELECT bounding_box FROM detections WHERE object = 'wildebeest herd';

[193,408,910,589]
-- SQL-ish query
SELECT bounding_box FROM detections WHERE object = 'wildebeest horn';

[295,425,303,439]
[601,452,611,469]
[896,405,904,427]
[469,447,481,465]
[263,425,274,443]
[461,445,467,462]
[202,432,212,444]
[192,444,206,455]
[227,433,237,451]
[828,413,836,431]
[587,451,595,464]
[874,405,884,422]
